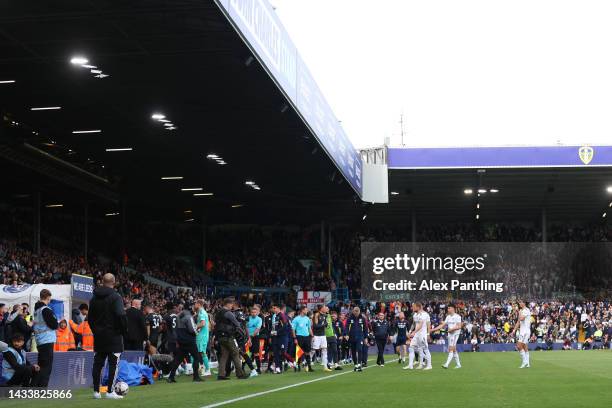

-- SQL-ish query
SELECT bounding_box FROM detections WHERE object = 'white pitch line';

[200,358,399,408]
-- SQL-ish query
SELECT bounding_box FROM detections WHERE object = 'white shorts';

[410,335,428,350]
[312,335,327,350]
[447,334,460,348]
[517,332,530,344]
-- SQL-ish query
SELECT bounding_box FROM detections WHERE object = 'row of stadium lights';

[5,55,254,219]
[160,163,256,221]
[3,55,108,84]
[2,56,130,157]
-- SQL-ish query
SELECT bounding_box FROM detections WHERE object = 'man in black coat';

[89,273,128,399]
[124,299,146,350]
[372,312,390,366]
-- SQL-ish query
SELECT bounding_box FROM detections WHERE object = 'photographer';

[229,306,257,378]
[7,304,32,348]
[214,298,247,380]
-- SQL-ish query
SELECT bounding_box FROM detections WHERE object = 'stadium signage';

[71,274,94,301]
[388,145,612,169]
[215,0,363,196]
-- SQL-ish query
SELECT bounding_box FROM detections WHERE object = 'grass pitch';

[4,351,612,408]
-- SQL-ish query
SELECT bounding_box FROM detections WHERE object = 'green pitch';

[5,351,612,408]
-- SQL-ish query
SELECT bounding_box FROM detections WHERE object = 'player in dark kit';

[339,312,350,363]
[394,312,409,364]
[161,302,178,355]
[345,307,367,372]
[269,304,290,374]
[144,304,162,349]
[372,312,390,366]
[167,302,202,383]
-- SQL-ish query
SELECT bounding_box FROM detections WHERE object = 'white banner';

[0,284,72,321]
[296,291,332,310]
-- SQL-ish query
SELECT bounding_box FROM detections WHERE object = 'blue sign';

[388,145,612,169]
[0,351,145,388]
[215,0,362,195]
[71,274,94,301]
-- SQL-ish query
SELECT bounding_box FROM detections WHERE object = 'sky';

[273,0,612,149]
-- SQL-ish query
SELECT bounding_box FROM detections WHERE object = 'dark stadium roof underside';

[0,0,360,225]
[381,167,612,224]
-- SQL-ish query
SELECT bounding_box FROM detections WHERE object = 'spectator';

[7,304,32,348]
[125,299,146,350]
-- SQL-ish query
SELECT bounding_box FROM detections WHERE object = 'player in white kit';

[431,304,462,369]
[403,302,432,370]
[511,301,531,368]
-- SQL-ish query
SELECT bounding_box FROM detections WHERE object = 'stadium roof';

[1,1,611,227]
[377,166,612,224]
[0,0,361,225]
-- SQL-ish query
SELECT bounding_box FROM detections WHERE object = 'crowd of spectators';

[2,214,612,346]
[362,299,612,347]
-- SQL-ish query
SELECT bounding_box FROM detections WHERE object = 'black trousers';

[34,343,54,387]
[92,351,120,393]
[271,336,287,370]
[169,341,201,380]
[362,342,369,364]
[376,339,386,364]
[341,339,350,360]
[327,338,338,365]
[350,340,362,365]
[7,366,34,386]
[296,336,312,368]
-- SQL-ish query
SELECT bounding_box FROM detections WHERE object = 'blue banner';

[388,145,612,169]
[215,0,362,195]
[71,274,94,301]
[0,351,145,388]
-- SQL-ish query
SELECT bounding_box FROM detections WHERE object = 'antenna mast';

[399,114,405,146]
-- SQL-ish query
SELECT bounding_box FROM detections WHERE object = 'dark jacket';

[125,307,146,346]
[214,309,244,339]
[312,313,328,337]
[372,318,390,340]
[88,286,127,353]
[346,314,368,341]
[8,313,32,342]
[175,310,197,344]
[271,312,289,338]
